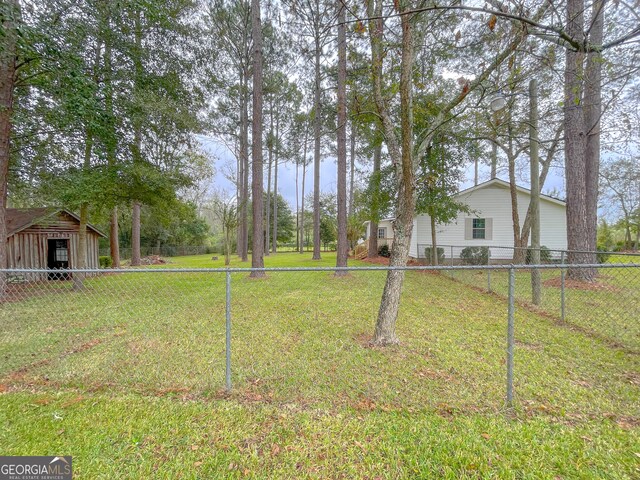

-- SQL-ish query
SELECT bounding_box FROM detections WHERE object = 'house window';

[378,227,386,239]
[472,218,486,239]
[54,240,69,261]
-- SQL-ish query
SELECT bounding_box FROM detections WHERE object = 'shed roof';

[6,208,107,238]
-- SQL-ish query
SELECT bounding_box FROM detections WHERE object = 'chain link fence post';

[487,247,492,293]
[507,266,515,408]
[225,269,232,391]
[560,251,566,322]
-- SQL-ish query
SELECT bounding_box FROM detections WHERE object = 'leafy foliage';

[98,256,113,268]
[424,247,445,264]
[460,246,489,265]
[525,246,551,264]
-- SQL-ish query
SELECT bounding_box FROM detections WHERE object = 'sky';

[198,135,567,210]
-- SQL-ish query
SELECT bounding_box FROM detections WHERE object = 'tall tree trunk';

[564,0,594,280]
[130,7,143,268]
[366,0,543,345]
[272,116,279,254]
[131,201,141,265]
[265,102,273,256]
[110,207,120,267]
[529,78,541,304]
[236,142,242,255]
[300,159,306,253]
[312,4,322,261]
[335,0,348,274]
[474,158,479,186]
[0,0,19,290]
[507,132,525,263]
[295,153,299,251]
[349,119,356,218]
[250,0,265,276]
[299,123,309,253]
[490,141,497,179]
[242,104,249,259]
[368,144,381,258]
[583,0,603,262]
[74,129,93,290]
[75,203,89,280]
[75,38,103,288]
[102,3,120,268]
[430,214,438,266]
[516,125,561,260]
[370,0,415,346]
[238,70,249,261]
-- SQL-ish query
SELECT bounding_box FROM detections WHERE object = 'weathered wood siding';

[6,212,101,280]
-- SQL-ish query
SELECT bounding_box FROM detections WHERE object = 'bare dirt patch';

[353,332,373,347]
[415,367,456,382]
[515,340,544,351]
[139,255,168,265]
[622,371,640,386]
[360,256,390,265]
[359,256,424,266]
[352,332,403,351]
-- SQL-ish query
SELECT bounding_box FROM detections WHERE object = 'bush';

[99,256,112,268]
[525,246,551,264]
[460,246,489,265]
[596,249,611,264]
[424,247,445,264]
[378,244,391,257]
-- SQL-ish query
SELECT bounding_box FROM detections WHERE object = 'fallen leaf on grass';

[61,395,84,408]
[481,433,491,440]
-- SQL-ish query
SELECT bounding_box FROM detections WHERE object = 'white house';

[364,178,567,261]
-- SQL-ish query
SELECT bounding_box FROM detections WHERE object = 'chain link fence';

[1,263,638,416]
[99,245,214,259]
[416,244,639,265]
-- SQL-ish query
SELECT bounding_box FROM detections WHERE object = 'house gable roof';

[6,208,107,238]
[455,178,566,207]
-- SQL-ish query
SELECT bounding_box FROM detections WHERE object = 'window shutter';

[464,218,473,240]
[485,218,493,240]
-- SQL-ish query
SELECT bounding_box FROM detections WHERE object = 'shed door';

[47,239,70,280]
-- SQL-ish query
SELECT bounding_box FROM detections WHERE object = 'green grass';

[1,252,638,478]
[449,258,640,351]
[163,250,342,268]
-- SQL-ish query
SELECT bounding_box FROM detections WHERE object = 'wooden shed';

[6,208,106,279]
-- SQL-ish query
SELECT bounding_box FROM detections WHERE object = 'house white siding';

[412,182,567,260]
[365,219,394,241]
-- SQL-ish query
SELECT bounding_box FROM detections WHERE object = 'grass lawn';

[1,252,638,478]
[449,255,640,351]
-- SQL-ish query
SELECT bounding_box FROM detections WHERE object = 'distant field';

[1,252,638,478]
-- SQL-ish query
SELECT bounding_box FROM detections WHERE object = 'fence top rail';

[415,244,640,256]
[2,263,639,274]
